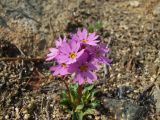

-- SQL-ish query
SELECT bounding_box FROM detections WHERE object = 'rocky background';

[0,0,160,119]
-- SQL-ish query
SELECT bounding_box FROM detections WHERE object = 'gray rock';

[152,85,160,112]
[102,98,145,120]
[153,2,160,16]
[0,16,8,27]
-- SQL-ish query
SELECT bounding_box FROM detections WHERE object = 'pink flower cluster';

[46,28,111,85]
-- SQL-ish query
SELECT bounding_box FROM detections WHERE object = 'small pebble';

[5,115,9,119]
[24,114,30,120]
[129,1,140,7]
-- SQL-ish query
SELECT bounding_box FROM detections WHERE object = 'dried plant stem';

[0,57,44,61]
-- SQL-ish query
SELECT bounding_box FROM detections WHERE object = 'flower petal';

[88,63,97,71]
[60,67,69,75]
[49,48,58,52]
[68,63,78,73]
[82,28,88,39]
[56,54,68,63]
[85,71,97,83]
[74,73,84,85]
[77,49,85,58]
[60,42,71,54]
[70,40,80,52]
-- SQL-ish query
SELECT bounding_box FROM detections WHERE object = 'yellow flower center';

[81,39,88,43]
[61,63,67,68]
[79,64,88,72]
[69,52,77,59]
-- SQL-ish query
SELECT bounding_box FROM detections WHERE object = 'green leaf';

[72,112,79,120]
[91,91,96,98]
[90,101,100,108]
[83,108,96,116]
[70,84,78,95]
[69,84,78,104]
[81,92,90,103]
[61,90,67,98]
[87,21,103,33]
[82,86,95,104]
[82,84,94,94]
[72,112,83,120]
[65,109,72,113]
[95,21,103,30]
[60,98,69,105]
[60,90,70,105]
[86,92,91,101]
[75,104,84,112]
[88,24,94,33]
[86,84,94,91]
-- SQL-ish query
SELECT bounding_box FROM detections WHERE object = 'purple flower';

[72,28,99,46]
[46,48,58,61]
[57,40,84,64]
[55,36,67,48]
[50,63,69,76]
[46,36,66,61]
[88,44,111,66]
[46,28,111,85]
[69,54,97,85]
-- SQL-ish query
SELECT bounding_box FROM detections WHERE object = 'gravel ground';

[0,0,160,120]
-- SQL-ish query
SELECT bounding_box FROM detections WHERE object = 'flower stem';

[62,77,71,101]
[77,85,83,104]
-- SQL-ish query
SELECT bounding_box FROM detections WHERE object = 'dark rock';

[0,40,21,57]
[102,98,145,120]
[0,16,8,27]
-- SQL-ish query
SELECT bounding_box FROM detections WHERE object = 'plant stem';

[77,85,83,104]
